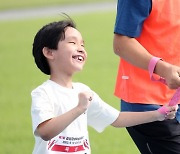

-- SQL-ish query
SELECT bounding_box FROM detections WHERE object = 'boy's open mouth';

[72,55,84,62]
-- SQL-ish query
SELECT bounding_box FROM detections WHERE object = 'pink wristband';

[158,106,169,115]
[148,57,166,84]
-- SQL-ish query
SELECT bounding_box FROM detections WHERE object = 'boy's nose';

[77,46,85,53]
[78,49,84,53]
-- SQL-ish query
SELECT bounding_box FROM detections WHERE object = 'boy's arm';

[37,92,92,141]
[113,34,180,89]
[37,106,84,141]
[111,105,177,128]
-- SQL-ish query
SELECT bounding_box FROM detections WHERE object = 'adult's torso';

[114,0,180,105]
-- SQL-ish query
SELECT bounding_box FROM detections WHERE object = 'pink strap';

[158,88,180,114]
[148,57,166,84]
[158,89,180,114]
[158,106,169,115]
[148,57,180,107]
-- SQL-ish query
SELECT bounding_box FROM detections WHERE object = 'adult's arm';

[113,0,180,89]
[113,34,180,89]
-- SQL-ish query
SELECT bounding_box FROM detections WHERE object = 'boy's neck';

[50,75,73,89]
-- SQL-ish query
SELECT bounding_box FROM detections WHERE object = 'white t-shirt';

[31,80,119,154]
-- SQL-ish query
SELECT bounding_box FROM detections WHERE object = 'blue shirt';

[114,0,152,37]
[121,100,180,123]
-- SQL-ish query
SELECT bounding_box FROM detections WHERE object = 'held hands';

[77,91,93,113]
[157,105,178,121]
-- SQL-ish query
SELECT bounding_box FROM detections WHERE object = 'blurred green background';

[0,0,139,153]
[0,0,115,10]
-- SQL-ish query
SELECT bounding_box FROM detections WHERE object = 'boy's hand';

[77,91,93,112]
[157,105,178,121]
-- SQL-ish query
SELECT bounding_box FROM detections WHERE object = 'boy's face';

[51,27,87,75]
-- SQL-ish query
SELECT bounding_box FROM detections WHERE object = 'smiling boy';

[31,18,177,154]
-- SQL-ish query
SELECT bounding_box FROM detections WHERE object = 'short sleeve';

[114,0,152,37]
[87,92,119,133]
[31,88,55,136]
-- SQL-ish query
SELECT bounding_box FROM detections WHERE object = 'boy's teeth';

[78,56,83,61]
[73,55,83,61]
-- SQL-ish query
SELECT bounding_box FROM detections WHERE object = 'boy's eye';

[69,42,75,44]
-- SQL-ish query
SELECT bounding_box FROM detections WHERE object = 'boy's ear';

[42,47,54,60]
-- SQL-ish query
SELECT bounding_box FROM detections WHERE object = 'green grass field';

[0,1,139,154]
[0,0,115,10]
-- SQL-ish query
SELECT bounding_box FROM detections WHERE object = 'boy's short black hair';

[32,19,76,75]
